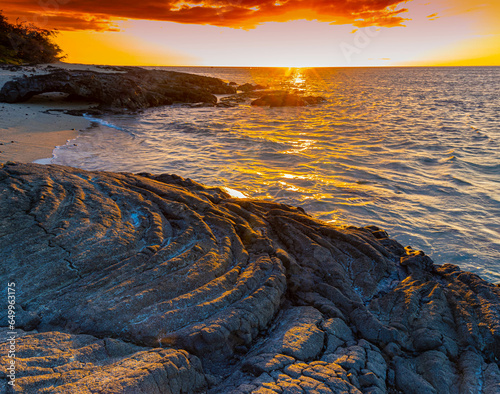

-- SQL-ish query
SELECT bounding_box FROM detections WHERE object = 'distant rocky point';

[217,90,327,108]
[237,83,268,92]
[0,68,327,112]
[1,162,499,393]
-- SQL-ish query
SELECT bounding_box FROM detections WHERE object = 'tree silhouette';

[0,10,65,64]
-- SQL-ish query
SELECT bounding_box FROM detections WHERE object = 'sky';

[2,0,500,66]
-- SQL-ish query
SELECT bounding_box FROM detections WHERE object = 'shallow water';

[53,66,500,282]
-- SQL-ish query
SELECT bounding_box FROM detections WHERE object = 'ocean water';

[52,67,500,282]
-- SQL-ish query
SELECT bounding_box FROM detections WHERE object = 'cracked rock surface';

[0,163,499,393]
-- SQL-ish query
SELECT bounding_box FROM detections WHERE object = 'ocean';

[51,66,500,282]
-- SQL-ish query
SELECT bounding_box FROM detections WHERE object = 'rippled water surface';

[53,67,500,281]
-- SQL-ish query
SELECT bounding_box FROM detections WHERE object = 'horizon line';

[58,62,500,69]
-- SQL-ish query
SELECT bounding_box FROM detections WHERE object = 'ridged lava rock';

[0,68,236,112]
[0,162,499,393]
[0,329,206,393]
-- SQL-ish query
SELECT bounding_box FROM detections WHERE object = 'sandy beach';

[0,62,116,164]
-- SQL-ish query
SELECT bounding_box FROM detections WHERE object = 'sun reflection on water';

[221,187,248,199]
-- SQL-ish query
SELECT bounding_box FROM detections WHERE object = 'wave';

[83,114,126,132]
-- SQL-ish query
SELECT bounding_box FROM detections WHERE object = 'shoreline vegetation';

[0,11,84,163]
[0,11,64,65]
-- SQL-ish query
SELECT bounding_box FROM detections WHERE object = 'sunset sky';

[2,0,500,66]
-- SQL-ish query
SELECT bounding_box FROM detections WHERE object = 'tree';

[0,10,65,64]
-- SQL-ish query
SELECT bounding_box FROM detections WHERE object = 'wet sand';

[0,62,113,163]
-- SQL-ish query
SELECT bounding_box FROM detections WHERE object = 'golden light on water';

[282,173,308,180]
[284,67,306,87]
[284,140,315,155]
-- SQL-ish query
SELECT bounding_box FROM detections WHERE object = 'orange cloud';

[2,10,118,31]
[2,0,411,31]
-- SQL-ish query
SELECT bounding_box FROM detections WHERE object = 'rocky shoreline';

[0,67,327,114]
[0,67,236,113]
[1,162,499,393]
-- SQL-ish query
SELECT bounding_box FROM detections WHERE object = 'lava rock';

[0,330,206,393]
[0,162,499,393]
[237,83,268,92]
[0,67,236,112]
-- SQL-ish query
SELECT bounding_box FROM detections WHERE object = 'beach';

[0,63,121,164]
